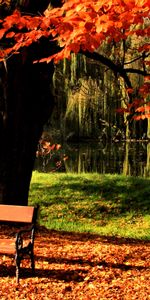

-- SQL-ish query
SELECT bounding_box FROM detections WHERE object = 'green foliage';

[29,172,150,240]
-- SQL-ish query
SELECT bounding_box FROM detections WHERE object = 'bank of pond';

[34,141,150,178]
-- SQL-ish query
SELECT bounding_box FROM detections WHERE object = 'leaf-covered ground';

[0,226,150,300]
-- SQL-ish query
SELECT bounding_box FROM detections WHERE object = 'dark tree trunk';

[0,50,55,205]
[0,0,62,205]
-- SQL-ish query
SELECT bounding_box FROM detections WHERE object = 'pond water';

[34,141,150,178]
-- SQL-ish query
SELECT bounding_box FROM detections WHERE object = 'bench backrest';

[0,205,38,224]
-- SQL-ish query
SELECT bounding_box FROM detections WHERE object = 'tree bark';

[0,1,62,205]
[0,47,55,205]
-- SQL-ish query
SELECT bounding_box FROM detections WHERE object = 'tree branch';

[81,50,150,87]
[124,52,150,65]
[80,50,132,88]
[124,68,150,76]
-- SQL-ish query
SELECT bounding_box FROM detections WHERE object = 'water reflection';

[34,142,150,178]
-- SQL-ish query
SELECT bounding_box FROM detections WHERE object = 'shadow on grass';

[30,175,150,221]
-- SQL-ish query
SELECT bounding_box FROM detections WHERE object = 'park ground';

[0,172,150,299]
[0,227,149,299]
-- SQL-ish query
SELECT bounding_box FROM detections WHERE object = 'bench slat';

[0,239,15,254]
[0,205,35,223]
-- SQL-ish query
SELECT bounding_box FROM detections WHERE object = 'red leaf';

[116,108,129,114]
[0,29,6,39]
[69,43,80,53]
[136,105,150,113]
[55,144,61,151]
[85,22,93,31]
[126,88,134,94]
[50,144,56,151]
[6,31,15,38]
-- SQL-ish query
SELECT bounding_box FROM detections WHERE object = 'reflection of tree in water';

[35,141,149,177]
[123,143,148,177]
[63,142,148,177]
[144,143,150,178]
[64,143,123,174]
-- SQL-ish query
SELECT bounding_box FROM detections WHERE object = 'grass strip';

[29,172,150,240]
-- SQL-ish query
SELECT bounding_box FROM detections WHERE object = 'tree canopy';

[0,0,149,61]
[0,0,150,118]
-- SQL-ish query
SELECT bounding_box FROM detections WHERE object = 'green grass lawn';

[29,171,150,240]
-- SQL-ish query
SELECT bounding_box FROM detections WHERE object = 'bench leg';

[30,251,35,274]
[15,255,21,284]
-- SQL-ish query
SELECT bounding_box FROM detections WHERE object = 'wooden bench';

[0,204,38,283]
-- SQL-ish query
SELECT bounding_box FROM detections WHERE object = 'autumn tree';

[36,0,150,137]
[0,0,149,205]
[0,0,62,205]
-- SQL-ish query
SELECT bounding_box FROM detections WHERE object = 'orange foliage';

[0,0,149,63]
[116,78,150,120]
[0,226,149,299]
[0,0,149,119]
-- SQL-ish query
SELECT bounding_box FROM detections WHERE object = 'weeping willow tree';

[64,76,102,139]
[50,22,149,143]
[49,17,150,140]
[50,49,149,175]
[51,53,125,142]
